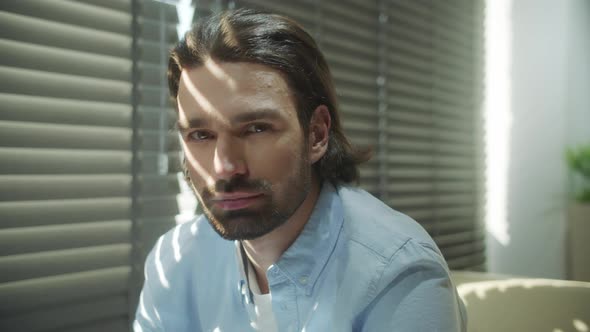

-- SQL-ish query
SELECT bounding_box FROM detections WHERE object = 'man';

[135,8,466,332]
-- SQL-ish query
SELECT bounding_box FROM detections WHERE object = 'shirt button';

[280,303,289,311]
[298,276,308,285]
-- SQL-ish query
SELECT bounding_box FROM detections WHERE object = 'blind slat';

[446,252,487,270]
[323,48,375,72]
[0,220,132,255]
[0,93,131,127]
[0,296,128,332]
[0,66,132,103]
[0,1,181,329]
[322,36,377,58]
[0,148,132,174]
[0,198,131,228]
[0,11,131,57]
[60,318,130,332]
[238,0,315,27]
[0,267,130,313]
[68,0,131,13]
[0,0,132,35]
[333,69,377,87]
[321,2,374,26]
[0,120,132,150]
[0,244,131,283]
[0,38,132,81]
[139,17,178,42]
[434,230,485,247]
[0,175,131,201]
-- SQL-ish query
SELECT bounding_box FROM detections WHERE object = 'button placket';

[298,276,308,286]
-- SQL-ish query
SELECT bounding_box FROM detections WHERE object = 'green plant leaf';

[567,145,590,179]
[576,189,590,203]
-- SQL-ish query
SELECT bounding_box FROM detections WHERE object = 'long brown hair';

[168,8,371,184]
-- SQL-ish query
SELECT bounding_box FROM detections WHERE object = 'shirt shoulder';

[137,216,237,330]
[335,187,465,330]
[142,215,233,293]
[337,186,441,262]
[146,215,218,267]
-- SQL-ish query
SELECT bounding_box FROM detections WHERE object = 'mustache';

[201,176,271,197]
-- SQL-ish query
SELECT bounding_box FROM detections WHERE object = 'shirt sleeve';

[133,249,163,332]
[359,240,467,332]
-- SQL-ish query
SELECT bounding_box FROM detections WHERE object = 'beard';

[190,154,312,241]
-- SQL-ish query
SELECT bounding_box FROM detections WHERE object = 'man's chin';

[205,207,261,224]
[205,212,284,241]
[211,221,276,241]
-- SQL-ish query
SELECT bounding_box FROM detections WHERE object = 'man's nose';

[213,136,247,179]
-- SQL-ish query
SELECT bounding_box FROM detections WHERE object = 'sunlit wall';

[485,0,590,278]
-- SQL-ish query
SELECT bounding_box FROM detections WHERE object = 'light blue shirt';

[134,183,467,331]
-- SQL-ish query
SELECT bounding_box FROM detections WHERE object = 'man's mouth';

[210,192,264,210]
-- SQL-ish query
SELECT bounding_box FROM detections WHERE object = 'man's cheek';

[184,148,214,181]
[253,152,294,179]
[191,170,207,187]
[185,163,208,192]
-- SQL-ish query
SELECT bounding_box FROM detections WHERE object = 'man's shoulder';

[143,215,232,279]
[137,216,238,328]
[336,186,440,262]
[331,186,456,321]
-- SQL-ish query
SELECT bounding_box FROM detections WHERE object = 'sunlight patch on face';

[222,158,235,172]
[205,58,237,90]
[179,73,216,116]
[183,147,215,189]
[214,151,236,174]
[178,60,237,122]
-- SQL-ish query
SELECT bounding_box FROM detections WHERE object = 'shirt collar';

[235,182,344,297]
[272,182,344,295]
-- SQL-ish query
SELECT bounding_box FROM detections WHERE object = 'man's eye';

[189,130,213,141]
[245,123,270,134]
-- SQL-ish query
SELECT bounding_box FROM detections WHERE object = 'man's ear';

[308,105,331,164]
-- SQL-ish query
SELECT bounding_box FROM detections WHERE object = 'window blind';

[225,0,486,270]
[0,1,179,331]
[386,0,485,270]
[320,0,382,195]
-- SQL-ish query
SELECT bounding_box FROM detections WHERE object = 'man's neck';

[242,179,321,294]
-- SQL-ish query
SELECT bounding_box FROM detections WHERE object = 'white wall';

[485,0,590,279]
[565,0,590,146]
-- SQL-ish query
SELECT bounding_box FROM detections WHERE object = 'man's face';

[176,60,312,240]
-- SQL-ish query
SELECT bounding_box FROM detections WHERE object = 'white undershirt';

[247,260,279,332]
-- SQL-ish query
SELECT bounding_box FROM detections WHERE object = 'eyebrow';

[176,108,284,130]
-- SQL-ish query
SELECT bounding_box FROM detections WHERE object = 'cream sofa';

[452,271,590,332]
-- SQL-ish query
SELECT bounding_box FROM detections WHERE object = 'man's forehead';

[176,60,298,127]
[179,59,238,93]
[176,107,288,130]
[176,95,292,127]
[178,59,286,94]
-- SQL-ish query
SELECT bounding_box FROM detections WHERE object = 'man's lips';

[210,192,264,210]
